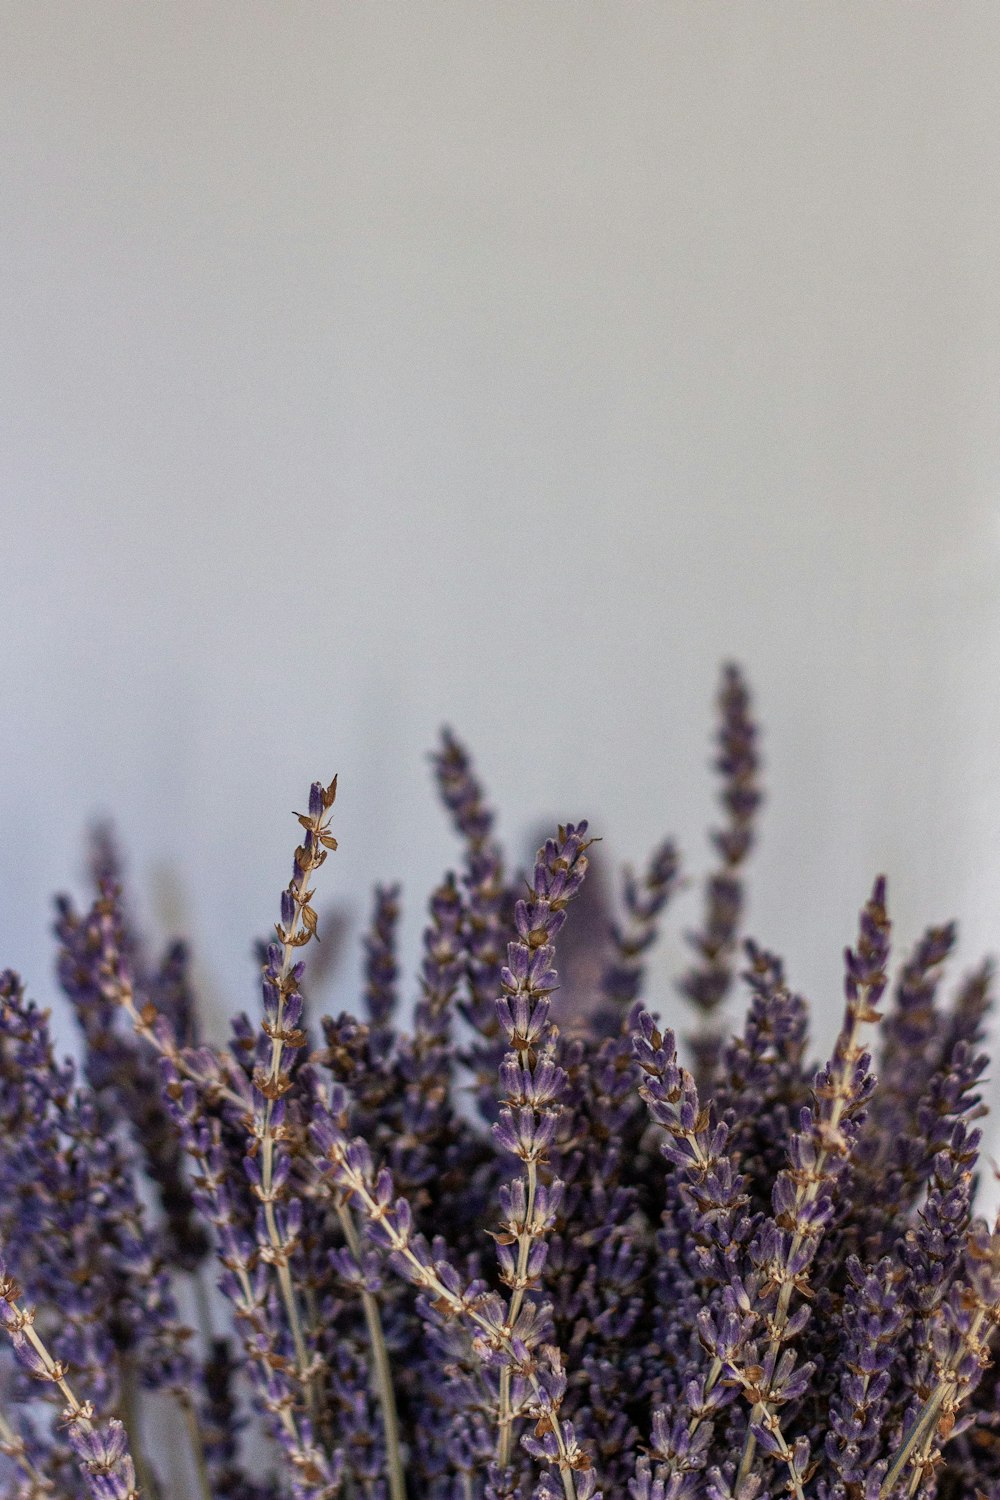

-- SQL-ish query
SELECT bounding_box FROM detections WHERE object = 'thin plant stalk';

[119,1357,160,1500]
[178,1393,214,1500]
[336,1202,406,1500]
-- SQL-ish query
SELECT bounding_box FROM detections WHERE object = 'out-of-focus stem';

[178,1393,213,1500]
[192,1268,215,1344]
[336,1203,406,1500]
[119,1359,160,1500]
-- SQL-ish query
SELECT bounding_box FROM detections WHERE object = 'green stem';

[304,1279,336,1456]
[119,1359,160,1500]
[338,1203,407,1500]
[178,1394,213,1500]
[880,1384,949,1498]
[192,1267,215,1344]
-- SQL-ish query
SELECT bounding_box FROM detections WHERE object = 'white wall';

[3,6,1000,1106]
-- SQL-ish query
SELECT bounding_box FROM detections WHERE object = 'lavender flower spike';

[737,875,890,1493]
[248,776,339,1413]
[432,728,509,1115]
[493,822,594,1471]
[363,883,401,1041]
[679,663,762,1087]
[433,727,497,854]
[597,838,680,1027]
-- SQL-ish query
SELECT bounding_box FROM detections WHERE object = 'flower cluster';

[2,665,1000,1500]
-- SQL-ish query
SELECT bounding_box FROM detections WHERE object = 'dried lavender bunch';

[2,665,1000,1500]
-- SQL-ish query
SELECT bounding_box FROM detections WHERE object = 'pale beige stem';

[105,819,326,1419]
[0,1301,140,1499]
[497,1157,537,1467]
[183,1137,317,1467]
[19,1320,94,1431]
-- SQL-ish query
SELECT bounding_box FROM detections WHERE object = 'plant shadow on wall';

[1,666,998,1500]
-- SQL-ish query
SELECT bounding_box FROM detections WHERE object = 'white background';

[3,6,1000,1115]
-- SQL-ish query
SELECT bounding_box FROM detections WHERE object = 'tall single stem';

[260,1045,311,1407]
[119,1358,160,1499]
[192,1267,215,1344]
[181,1135,322,1477]
[337,1203,407,1500]
[178,1393,214,1500]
